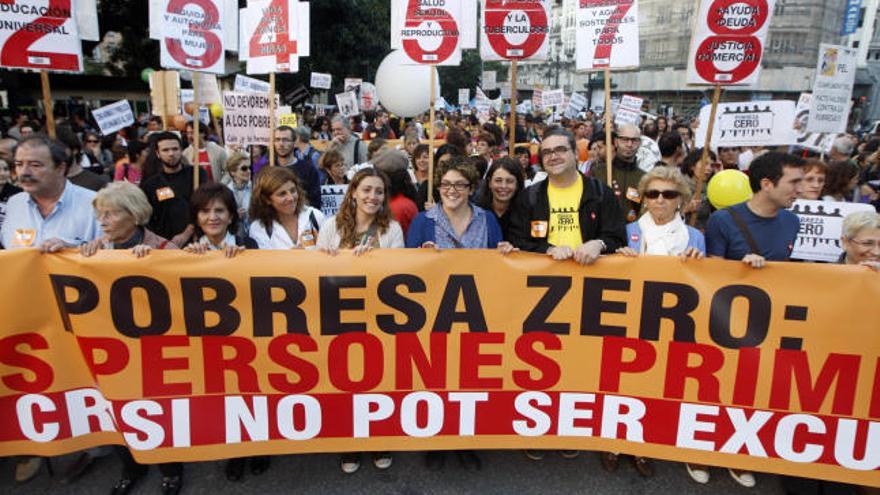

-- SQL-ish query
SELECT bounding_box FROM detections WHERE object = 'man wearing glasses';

[508,127,625,264]
[590,124,646,223]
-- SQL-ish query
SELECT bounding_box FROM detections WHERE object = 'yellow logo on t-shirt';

[547,179,583,249]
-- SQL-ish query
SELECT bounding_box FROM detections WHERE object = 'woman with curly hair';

[249,167,325,249]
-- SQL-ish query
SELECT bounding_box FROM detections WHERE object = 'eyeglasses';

[439,181,471,192]
[539,146,571,159]
[238,166,251,172]
[849,238,880,249]
[644,189,682,200]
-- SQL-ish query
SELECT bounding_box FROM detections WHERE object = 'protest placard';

[222,91,277,146]
[0,0,83,72]
[687,0,775,85]
[91,100,135,135]
[311,72,332,89]
[482,70,497,90]
[532,88,543,110]
[344,78,362,93]
[190,72,221,103]
[481,0,551,61]
[458,88,470,106]
[320,184,348,217]
[336,91,360,118]
[576,0,640,70]
[360,82,378,112]
[391,0,468,65]
[695,100,797,147]
[278,113,298,128]
[541,88,564,108]
[790,199,875,262]
[564,92,588,119]
[614,94,643,127]
[794,93,835,152]
[499,82,512,100]
[75,0,99,41]
[240,0,310,74]
[158,0,225,74]
[517,100,533,114]
[149,70,181,118]
[150,0,238,49]
[234,74,270,94]
[807,44,856,134]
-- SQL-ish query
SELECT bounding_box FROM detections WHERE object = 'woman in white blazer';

[249,167,325,249]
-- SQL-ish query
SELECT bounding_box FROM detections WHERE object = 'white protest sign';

[311,72,332,89]
[435,96,448,111]
[541,88,564,107]
[151,0,238,50]
[0,0,83,72]
[458,88,470,106]
[482,70,497,90]
[91,100,135,135]
[687,0,775,85]
[234,74,271,94]
[240,0,310,74]
[336,91,360,118]
[794,93,835,153]
[790,200,875,262]
[360,82,378,112]
[191,72,222,104]
[320,184,348,217]
[222,91,277,146]
[517,100,533,114]
[564,92,588,119]
[807,44,857,134]
[480,0,551,61]
[576,0,639,71]
[499,82,512,100]
[532,88,543,110]
[475,87,491,123]
[695,100,798,147]
[344,78,362,93]
[391,0,468,65]
[75,0,99,41]
[158,0,225,74]
[614,94,643,126]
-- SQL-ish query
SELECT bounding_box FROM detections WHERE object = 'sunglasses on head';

[644,189,681,200]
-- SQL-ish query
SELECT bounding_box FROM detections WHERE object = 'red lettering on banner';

[141,336,192,397]
[870,358,880,419]
[769,350,861,416]
[248,0,298,67]
[0,0,80,71]
[692,0,769,84]
[328,333,383,392]
[663,341,723,403]
[401,0,459,64]
[267,334,319,393]
[164,0,223,70]
[591,1,633,67]
[599,337,656,392]
[459,332,504,389]
[77,337,129,379]
[732,347,760,407]
[483,0,548,60]
[202,336,260,394]
[395,333,448,390]
[0,333,53,393]
[512,332,561,389]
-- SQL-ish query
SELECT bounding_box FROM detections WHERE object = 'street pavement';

[1,450,787,494]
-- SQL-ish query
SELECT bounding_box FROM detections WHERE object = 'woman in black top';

[476,157,524,241]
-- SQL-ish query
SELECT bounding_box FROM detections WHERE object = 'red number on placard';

[694,0,768,83]
[401,0,459,64]
[591,0,634,67]
[483,0,549,60]
[164,0,223,70]
[248,0,298,68]
[0,0,80,71]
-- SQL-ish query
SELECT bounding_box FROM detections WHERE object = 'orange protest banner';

[1,249,879,487]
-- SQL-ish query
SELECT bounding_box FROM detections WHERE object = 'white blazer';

[249,206,326,250]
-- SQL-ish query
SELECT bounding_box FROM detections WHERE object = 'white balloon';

[375,50,440,118]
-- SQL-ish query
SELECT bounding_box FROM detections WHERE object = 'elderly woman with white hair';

[80,181,178,257]
[616,166,705,259]
[839,210,880,270]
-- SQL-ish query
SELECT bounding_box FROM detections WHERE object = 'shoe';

[456,450,482,471]
[225,458,245,482]
[632,456,654,478]
[524,450,546,461]
[161,475,183,495]
[560,450,580,459]
[15,457,43,483]
[372,452,392,470]
[425,452,445,471]
[599,452,619,473]
[340,453,360,474]
[728,468,756,488]
[685,463,710,484]
[110,472,146,495]
[250,456,270,475]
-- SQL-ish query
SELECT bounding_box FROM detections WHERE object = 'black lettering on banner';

[709,285,771,348]
[523,276,571,334]
[639,281,699,342]
[580,277,630,337]
[320,276,367,335]
[376,274,427,334]
[181,278,240,336]
[250,277,308,336]
[110,276,172,338]
[432,275,488,333]
[49,275,99,332]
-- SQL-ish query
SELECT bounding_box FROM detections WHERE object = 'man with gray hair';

[329,115,369,168]
[829,135,855,162]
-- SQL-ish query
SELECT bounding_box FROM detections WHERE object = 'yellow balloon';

[210,103,223,118]
[707,169,752,209]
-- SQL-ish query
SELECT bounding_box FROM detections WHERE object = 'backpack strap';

[727,207,761,255]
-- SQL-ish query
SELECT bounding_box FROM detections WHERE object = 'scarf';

[637,212,690,256]
[199,231,237,250]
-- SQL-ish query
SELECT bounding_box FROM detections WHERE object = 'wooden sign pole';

[40,70,56,139]
[269,72,277,167]
[427,66,437,208]
[509,61,518,157]
[689,84,722,226]
[192,73,201,190]
[603,68,613,187]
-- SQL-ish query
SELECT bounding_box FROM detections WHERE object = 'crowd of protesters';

[0,101,878,495]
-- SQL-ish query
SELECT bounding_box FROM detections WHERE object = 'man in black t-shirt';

[140,132,205,246]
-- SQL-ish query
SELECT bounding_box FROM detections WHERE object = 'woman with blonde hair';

[839,210,880,270]
[249,167,324,249]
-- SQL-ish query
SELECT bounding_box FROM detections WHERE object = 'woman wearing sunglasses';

[224,152,252,237]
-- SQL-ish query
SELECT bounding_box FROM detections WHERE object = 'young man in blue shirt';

[706,151,804,268]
